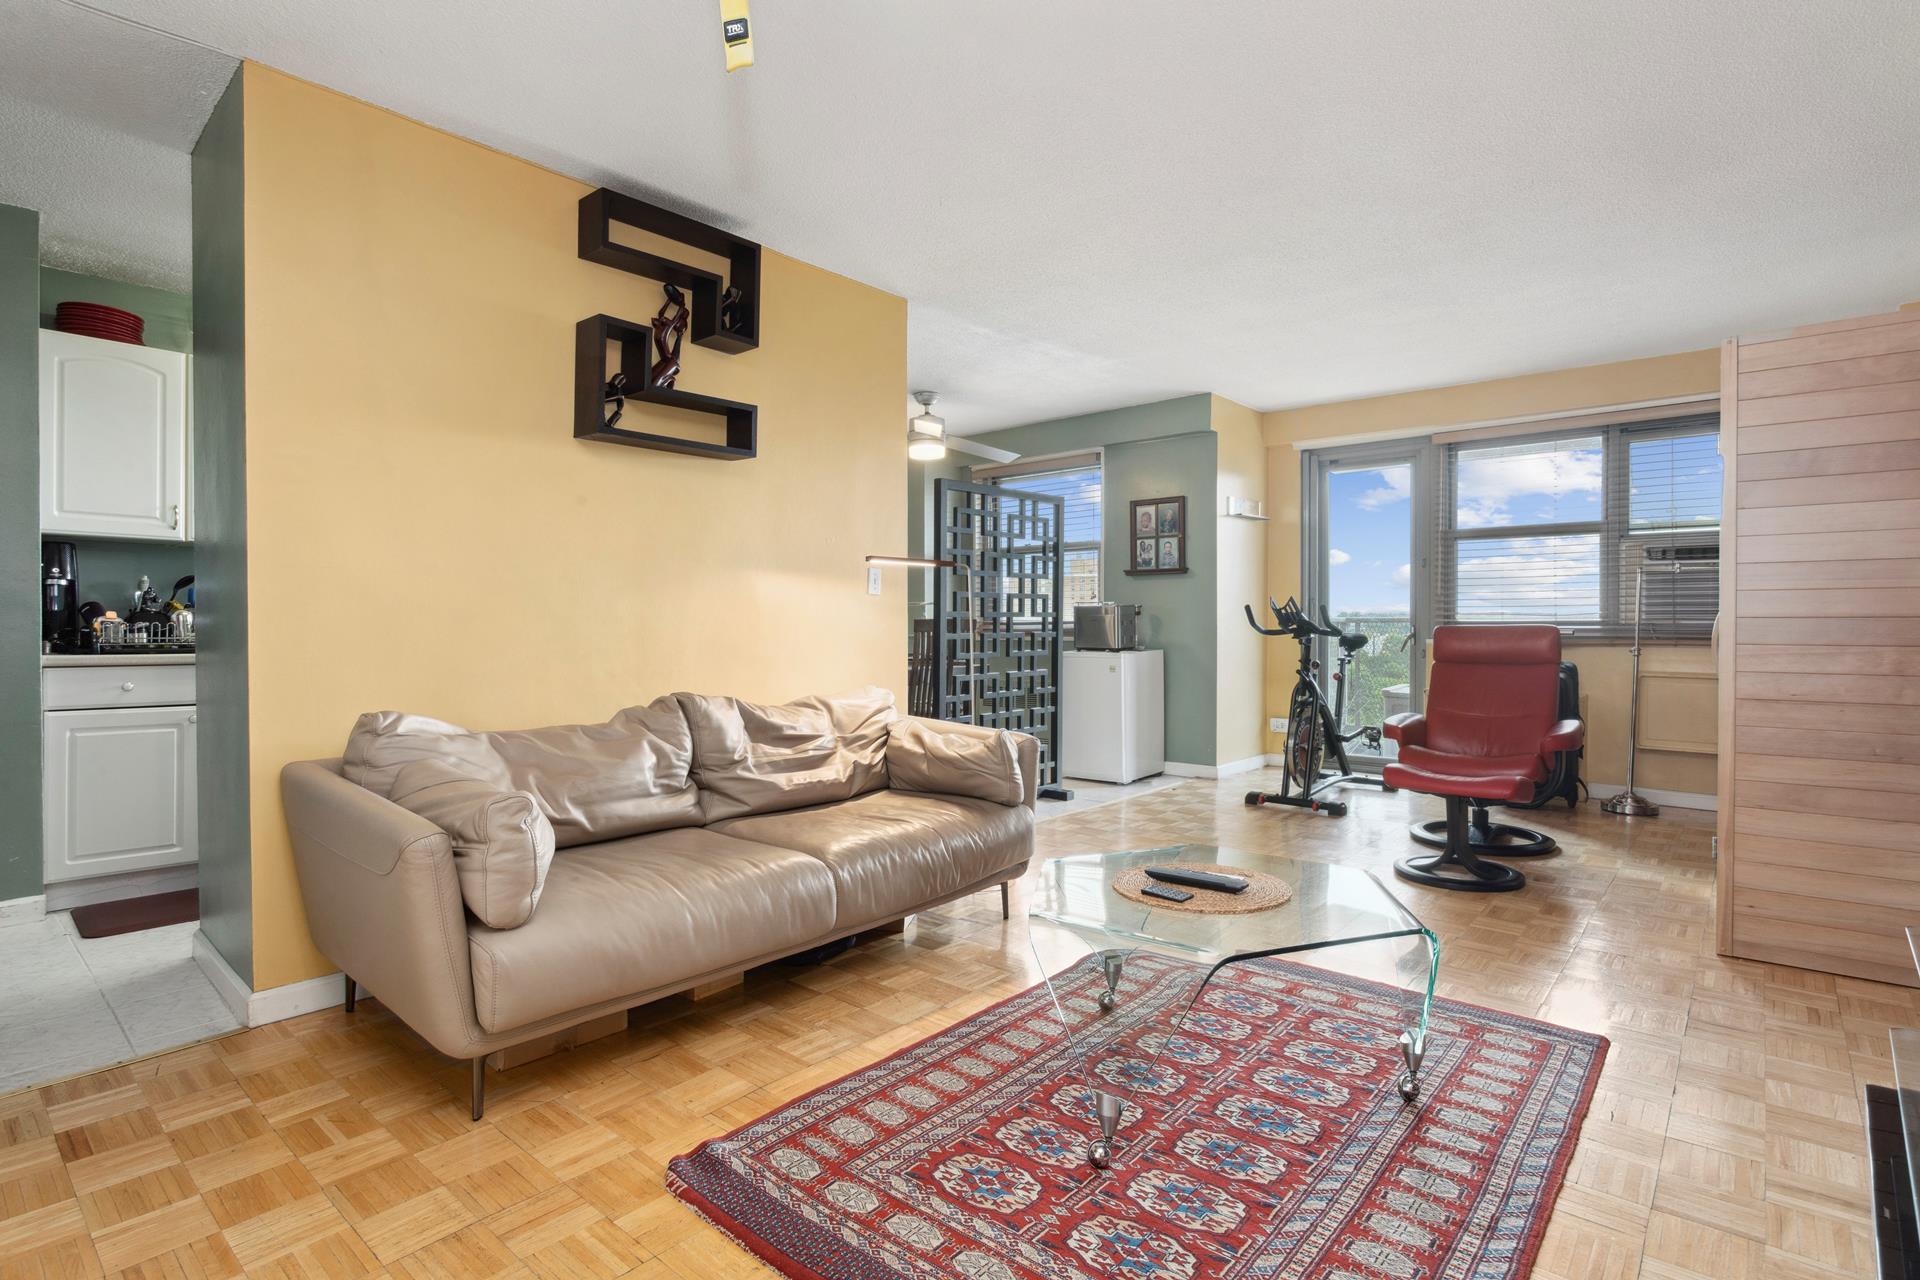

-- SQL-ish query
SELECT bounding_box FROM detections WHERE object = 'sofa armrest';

[1542,719,1585,753]
[893,716,1039,810]
[1382,713,1427,749]
[281,759,488,1059]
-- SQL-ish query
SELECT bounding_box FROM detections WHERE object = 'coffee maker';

[41,540,84,653]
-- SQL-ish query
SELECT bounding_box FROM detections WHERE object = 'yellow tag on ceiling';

[720,0,753,71]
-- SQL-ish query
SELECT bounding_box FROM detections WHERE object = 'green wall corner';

[0,204,41,902]
[192,68,253,985]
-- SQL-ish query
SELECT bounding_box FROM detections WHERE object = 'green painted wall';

[192,70,252,982]
[939,395,1223,768]
[0,206,41,901]
[67,538,195,614]
[38,268,191,354]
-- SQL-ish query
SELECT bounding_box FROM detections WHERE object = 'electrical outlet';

[1269,717,1285,735]
[866,567,883,596]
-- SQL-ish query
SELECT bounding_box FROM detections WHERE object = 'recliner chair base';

[1394,796,1528,893]
[1408,803,1555,858]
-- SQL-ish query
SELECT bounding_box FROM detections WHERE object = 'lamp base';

[1601,791,1660,817]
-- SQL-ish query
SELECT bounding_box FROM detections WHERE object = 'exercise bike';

[1243,597,1392,817]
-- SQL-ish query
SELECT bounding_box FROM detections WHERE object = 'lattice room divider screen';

[932,478,1068,795]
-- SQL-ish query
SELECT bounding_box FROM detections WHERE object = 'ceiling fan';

[907,391,1019,464]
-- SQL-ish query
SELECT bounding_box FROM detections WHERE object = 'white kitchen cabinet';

[39,330,189,540]
[42,704,198,883]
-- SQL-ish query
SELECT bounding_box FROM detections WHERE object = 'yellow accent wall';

[239,65,907,990]
[1260,348,1723,799]
[1212,395,1267,766]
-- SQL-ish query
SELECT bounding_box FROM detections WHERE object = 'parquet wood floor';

[0,772,1898,1278]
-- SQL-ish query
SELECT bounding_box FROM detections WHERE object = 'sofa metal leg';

[344,974,356,1014]
[470,1058,485,1122]
[1000,882,1010,920]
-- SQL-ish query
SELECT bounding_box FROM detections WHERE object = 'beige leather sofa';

[282,690,1036,1119]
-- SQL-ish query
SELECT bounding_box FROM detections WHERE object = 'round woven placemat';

[1112,862,1293,915]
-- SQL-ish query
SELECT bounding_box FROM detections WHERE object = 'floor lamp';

[1602,560,1716,818]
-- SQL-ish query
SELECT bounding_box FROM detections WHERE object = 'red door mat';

[671,954,1606,1279]
[70,889,198,939]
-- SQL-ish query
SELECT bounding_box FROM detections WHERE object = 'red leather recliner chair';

[1383,625,1584,892]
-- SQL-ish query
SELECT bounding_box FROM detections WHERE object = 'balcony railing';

[1328,611,1415,756]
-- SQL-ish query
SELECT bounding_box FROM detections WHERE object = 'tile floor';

[1036,772,1189,820]
[0,913,242,1094]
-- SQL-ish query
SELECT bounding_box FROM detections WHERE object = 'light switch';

[867,566,883,595]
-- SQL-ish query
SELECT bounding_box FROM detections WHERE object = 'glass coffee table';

[1027,845,1439,1167]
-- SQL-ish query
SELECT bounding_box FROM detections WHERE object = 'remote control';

[1140,883,1193,903]
[1145,867,1250,894]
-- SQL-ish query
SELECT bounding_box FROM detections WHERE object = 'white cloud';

[1391,563,1411,587]
[1456,441,1602,529]
[1328,548,1351,566]
[1355,467,1413,510]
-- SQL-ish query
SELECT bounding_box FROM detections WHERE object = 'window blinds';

[1435,413,1721,642]
[984,461,1103,608]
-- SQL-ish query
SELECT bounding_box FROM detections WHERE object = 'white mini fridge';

[1061,648,1165,783]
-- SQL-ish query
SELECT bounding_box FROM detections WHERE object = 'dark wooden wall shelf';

[574,315,756,460]
[578,188,760,353]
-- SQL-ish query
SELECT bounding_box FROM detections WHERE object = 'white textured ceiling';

[0,0,235,291]
[28,1,1920,426]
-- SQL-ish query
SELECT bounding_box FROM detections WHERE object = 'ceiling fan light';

[908,434,947,461]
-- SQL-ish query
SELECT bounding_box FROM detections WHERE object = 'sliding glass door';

[1305,443,1432,766]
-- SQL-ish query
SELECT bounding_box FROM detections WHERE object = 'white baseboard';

[1169,756,1295,779]
[194,928,345,1027]
[193,930,251,1023]
[1162,761,1214,778]
[45,864,198,912]
[251,970,349,1025]
[0,895,47,928]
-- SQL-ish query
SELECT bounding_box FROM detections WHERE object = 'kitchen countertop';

[42,653,196,667]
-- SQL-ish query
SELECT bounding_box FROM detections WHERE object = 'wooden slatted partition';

[1719,309,1920,985]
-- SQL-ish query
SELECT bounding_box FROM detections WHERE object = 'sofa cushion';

[343,697,702,847]
[885,718,1025,807]
[388,764,554,929]
[713,790,1031,929]
[466,827,837,1034]
[675,688,896,823]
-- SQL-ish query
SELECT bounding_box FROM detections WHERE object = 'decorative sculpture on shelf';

[649,284,690,388]
[603,371,630,430]
[719,285,746,336]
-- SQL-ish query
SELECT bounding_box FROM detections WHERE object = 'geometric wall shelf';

[574,314,756,460]
[577,188,760,353]
[574,188,762,460]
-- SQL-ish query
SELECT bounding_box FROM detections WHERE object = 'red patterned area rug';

[669,954,1606,1279]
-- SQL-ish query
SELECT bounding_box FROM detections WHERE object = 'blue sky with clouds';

[1327,465,1414,615]
[1324,434,1720,621]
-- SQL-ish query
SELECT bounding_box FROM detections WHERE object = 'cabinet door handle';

[121,681,136,692]
[170,504,181,530]
[188,714,198,724]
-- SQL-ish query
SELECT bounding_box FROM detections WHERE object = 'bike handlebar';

[1244,596,1344,640]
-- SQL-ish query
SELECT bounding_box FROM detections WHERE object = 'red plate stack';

[54,301,145,345]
